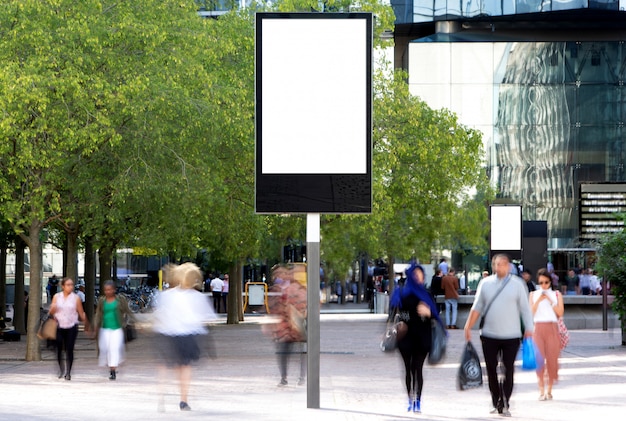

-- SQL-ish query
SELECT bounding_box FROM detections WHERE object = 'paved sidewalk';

[1,313,625,420]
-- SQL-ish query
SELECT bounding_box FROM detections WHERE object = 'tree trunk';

[84,237,96,322]
[98,243,114,291]
[0,239,7,320]
[226,263,241,325]
[24,223,43,361]
[65,225,79,283]
[226,262,240,324]
[14,236,26,334]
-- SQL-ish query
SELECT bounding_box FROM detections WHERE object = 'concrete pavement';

[1,310,625,420]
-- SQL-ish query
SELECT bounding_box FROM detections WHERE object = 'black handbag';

[124,324,137,343]
[428,320,447,364]
[380,314,407,352]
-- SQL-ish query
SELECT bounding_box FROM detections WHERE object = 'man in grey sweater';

[464,254,534,417]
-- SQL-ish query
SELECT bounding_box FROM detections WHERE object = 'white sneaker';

[500,406,511,417]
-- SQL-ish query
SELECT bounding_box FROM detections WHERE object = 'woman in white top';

[153,263,216,411]
[49,278,90,380]
[530,268,564,401]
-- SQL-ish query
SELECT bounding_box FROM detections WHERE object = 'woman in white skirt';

[94,281,134,380]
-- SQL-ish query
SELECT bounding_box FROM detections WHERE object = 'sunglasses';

[538,281,551,285]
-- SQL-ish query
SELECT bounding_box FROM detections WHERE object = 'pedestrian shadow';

[315,407,492,420]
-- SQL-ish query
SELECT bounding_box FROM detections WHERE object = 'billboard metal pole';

[306,213,321,408]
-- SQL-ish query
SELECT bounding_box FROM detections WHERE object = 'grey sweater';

[471,274,534,339]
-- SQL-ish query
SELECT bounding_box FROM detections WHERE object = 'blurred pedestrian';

[521,269,536,293]
[23,291,29,332]
[530,269,564,401]
[48,277,91,381]
[210,274,224,313]
[94,280,134,380]
[335,281,343,304]
[589,270,602,295]
[441,268,459,329]
[438,258,449,275]
[464,254,534,417]
[579,269,592,295]
[76,284,86,303]
[46,274,59,303]
[429,269,444,315]
[390,262,445,413]
[153,263,216,411]
[564,269,579,295]
[221,274,229,313]
[266,264,307,387]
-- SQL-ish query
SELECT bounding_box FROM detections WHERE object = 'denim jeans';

[445,298,458,326]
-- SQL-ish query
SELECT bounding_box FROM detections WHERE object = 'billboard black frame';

[255,12,373,214]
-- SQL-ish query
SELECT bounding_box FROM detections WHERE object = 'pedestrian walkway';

[1,313,624,420]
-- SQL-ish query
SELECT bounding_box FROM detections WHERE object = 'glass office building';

[391,2,626,256]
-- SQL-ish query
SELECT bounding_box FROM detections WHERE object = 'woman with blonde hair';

[153,262,216,411]
[530,268,564,400]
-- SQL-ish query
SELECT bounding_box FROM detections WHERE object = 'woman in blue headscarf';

[390,262,445,413]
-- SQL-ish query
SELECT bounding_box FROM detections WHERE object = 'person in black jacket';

[429,269,444,315]
[390,263,446,414]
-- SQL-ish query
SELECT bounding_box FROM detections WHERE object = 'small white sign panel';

[248,284,266,306]
[490,205,522,250]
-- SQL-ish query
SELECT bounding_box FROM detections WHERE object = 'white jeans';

[98,328,125,368]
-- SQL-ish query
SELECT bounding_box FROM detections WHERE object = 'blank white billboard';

[490,205,522,250]
[259,16,368,174]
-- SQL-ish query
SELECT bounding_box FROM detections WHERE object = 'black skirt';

[158,334,201,367]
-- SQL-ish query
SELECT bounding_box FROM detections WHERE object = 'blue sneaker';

[407,398,413,412]
[413,399,421,413]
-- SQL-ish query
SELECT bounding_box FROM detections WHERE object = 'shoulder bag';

[428,319,447,364]
[555,292,569,349]
[479,276,510,329]
[37,317,58,340]
[380,312,408,352]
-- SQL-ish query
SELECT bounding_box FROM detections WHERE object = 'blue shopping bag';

[522,337,538,370]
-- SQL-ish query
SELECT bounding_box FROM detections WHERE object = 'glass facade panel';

[577,86,622,125]
[408,40,626,247]
[393,0,619,23]
[414,0,436,22]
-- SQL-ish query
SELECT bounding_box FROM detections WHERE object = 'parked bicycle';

[122,285,159,313]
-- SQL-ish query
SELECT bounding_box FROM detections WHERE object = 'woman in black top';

[391,263,446,413]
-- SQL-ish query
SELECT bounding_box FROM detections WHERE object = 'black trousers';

[480,336,521,409]
[212,291,222,313]
[277,341,306,381]
[56,325,79,375]
[398,345,428,400]
[221,292,228,313]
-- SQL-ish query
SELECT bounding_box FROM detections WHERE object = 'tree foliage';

[595,226,626,326]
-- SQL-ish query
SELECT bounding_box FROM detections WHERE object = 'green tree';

[0,0,110,360]
[0,0,243,358]
[595,227,626,345]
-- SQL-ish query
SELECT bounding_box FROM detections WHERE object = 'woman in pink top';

[530,269,564,400]
[49,278,91,380]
